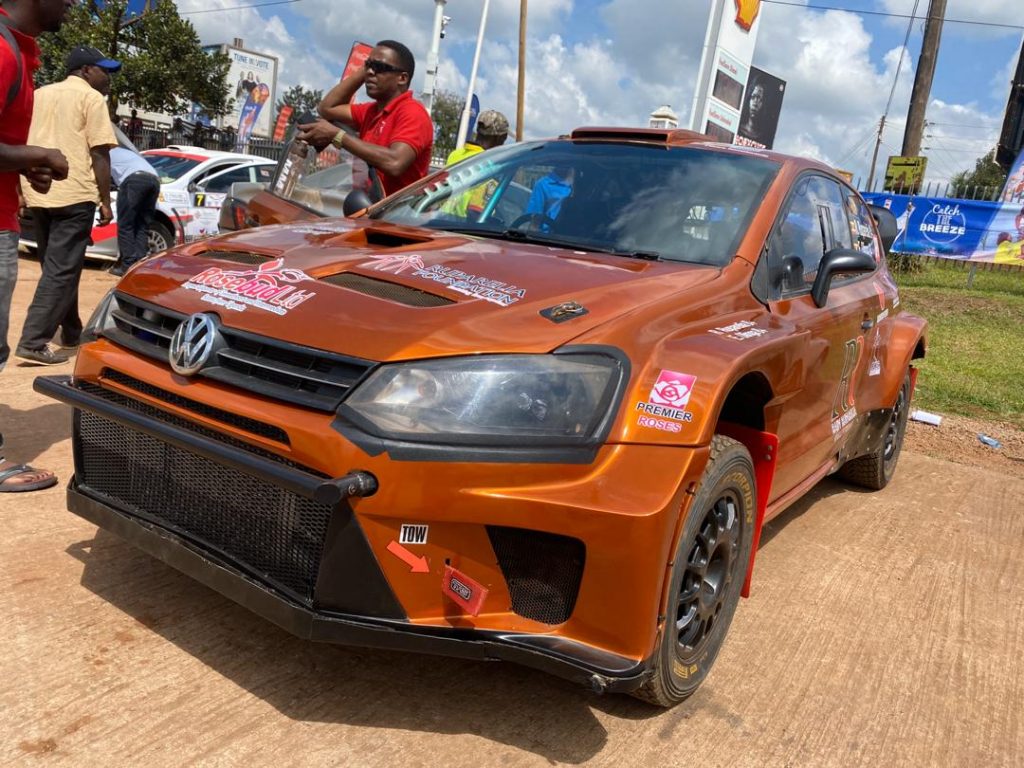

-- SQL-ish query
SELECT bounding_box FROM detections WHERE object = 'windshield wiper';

[434,225,660,261]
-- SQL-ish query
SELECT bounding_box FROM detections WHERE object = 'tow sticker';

[399,524,428,545]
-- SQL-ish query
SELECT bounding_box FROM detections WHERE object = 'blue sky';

[175,0,1023,185]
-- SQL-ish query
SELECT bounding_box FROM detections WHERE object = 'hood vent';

[199,250,274,265]
[321,272,454,307]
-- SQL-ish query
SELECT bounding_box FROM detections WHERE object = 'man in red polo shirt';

[297,40,433,196]
[0,0,72,492]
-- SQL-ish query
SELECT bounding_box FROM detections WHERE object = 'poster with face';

[736,66,786,150]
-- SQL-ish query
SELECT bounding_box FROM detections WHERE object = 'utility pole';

[867,115,886,191]
[516,0,527,141]
[901,0,946,158]
[421,0,448,115]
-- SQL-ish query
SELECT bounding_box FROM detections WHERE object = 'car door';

[191,165,258,237]
[765,173,880,499]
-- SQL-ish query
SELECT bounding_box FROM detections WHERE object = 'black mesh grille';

[487,526,585,625]
[76,409,332,603]
[321,272,454,307]
[101,369,289,444]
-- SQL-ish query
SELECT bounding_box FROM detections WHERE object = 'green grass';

[894,261,1024,427]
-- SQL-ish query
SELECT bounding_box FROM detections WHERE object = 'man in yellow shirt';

[17,45,118,364]
[445,109,509,166]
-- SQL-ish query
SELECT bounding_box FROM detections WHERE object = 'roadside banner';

[343,41,374,81]
[273,105,293,142]
[861,191,1024,264]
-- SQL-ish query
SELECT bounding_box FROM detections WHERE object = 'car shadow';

[757,477,872,548]
[0,401,70,464]
[65,529,685,762]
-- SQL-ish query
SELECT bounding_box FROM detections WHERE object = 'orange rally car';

[37,127,926,707]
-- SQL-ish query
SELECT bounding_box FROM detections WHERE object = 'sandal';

[0,462,59,493]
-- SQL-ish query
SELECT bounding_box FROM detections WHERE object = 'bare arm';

[0,144,67,176]
[317,69,366,126]
[91,145,113,224]
[295,120,418,179]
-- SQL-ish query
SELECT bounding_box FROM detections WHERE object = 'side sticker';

[635,369,697,432]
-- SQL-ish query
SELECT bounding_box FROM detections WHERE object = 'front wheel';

[146,221,174,255]
[633,435,756,707]
[837,369,911,490]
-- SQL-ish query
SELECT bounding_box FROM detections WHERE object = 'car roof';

[566,126,836,176]
[143,146,275,165]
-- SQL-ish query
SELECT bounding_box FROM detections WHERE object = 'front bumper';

[37,374,656,692]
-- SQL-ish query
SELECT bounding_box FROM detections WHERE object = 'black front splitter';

[68,485,651,694]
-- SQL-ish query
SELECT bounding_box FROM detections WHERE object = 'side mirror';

[866,204,898,254]
[343,188,373,217]
[811,247,877,308]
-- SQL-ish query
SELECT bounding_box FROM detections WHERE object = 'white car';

[19,145,276,261]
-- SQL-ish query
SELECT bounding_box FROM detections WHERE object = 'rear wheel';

[146,221,174,254]
[633,435,756,707]
[838,370,911,490]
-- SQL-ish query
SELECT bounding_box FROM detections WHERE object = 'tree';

[430,90,464,161]
[950,150,1008,199]
[274,84,324,127]
[36,0,232,121]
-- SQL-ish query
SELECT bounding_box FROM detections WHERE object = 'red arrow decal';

[387,540,430,573]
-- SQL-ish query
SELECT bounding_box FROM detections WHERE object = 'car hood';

[119,220,721,361]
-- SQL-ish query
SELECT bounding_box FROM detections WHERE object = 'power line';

[761,0,1023,31]
[179,0,303,15]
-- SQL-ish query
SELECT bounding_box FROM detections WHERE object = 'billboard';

[221,45,279,140]
[735,66,785,149]
[691,0,763,138]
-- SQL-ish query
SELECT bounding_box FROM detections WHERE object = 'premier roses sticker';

[635,369,698,432]
[648,370,696,408]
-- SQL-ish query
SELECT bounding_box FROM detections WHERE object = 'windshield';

[370,141,780,265]
[270,138,380,217]
[144,153,201,183]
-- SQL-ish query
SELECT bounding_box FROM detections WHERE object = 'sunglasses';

[364,59,406,75]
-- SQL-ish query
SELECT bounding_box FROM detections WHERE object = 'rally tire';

[146,222,174,255]
[838,370,911,490]
[633,435,756,708]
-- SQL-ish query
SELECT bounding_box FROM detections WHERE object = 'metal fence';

[130,125,288,160]
[856,178,1003,202]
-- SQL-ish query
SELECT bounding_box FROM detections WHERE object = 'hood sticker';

[182,257,317,315]
[635,369,697,432]
[408,264,526,307]
[364,253,426,274]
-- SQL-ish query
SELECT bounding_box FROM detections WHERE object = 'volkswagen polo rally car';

[37,127,926,706]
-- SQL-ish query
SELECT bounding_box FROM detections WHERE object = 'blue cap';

[65,46,122,74]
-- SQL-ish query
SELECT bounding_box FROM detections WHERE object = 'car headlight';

[82,288,117,343]
[341,353,624,445]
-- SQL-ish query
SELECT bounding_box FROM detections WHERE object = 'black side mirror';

[866,204,898,254]
[343,188,373,216]
[811,247,877,308]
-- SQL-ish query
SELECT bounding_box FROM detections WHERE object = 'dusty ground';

[2,258,1022,766]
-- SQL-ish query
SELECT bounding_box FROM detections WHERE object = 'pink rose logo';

[649,370,696,408]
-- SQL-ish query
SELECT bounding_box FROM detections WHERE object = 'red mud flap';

[718,424,778,598]
[442,565,489,616]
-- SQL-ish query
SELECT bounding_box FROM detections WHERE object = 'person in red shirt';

[0,0,72,492]
[297,40,434,196]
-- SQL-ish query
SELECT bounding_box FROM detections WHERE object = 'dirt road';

[2,259,1022,766]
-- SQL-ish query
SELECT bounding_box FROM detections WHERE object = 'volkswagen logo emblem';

[168,313,219,376]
